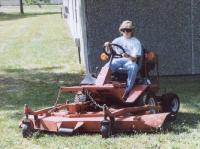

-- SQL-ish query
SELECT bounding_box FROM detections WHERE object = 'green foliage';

[25,0,50,5]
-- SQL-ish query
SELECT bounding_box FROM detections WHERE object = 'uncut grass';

[0,5,80,72]
[0,5,200,149]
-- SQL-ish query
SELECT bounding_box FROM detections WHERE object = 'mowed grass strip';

[0,5,200,149]
[0,5,81,72]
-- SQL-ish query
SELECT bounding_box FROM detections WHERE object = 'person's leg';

[110,58,124,72]
[123,61,138,98]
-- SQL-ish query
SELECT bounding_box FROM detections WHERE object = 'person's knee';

[111,60,121,72]
[110,63,118,72]
[127,63,138,71]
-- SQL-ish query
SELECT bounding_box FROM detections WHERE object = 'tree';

[19,0,24,14]
[20,0,48,14]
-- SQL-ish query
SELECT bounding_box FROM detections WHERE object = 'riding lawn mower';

[19,44,180,138]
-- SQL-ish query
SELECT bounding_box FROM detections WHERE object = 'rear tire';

[145,93,158,114]
[136,92,148,106]
[161,93,180,114]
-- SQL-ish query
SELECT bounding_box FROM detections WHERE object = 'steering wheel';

[104,43,126,58]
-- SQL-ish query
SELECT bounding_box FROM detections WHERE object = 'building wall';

[193,0,200,74]
[85,0,200,75]
[63,0,89,72]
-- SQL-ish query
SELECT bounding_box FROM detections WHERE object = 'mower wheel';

[74,91,87,103]
[22,123,33,138]
[145,93,158,114]
[100,120,111,138]
[136,92,148,106]
[161,93,180,114]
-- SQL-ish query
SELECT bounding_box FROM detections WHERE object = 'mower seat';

[111,70,149,85]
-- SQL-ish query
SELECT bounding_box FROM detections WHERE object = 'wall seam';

[191,0,195,74]
[80,0,89,73]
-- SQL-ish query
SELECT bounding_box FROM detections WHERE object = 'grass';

[0,5,200,149]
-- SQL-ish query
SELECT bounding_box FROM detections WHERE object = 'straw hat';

[119,20,135,32]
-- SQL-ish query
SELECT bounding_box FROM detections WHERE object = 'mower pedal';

[126,85,148,103]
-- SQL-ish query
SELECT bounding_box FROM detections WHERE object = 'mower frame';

[20,44,180,138]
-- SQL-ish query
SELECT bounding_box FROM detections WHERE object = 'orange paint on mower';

[19,44,180,138]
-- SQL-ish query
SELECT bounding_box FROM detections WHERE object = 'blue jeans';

[110,58,138,95]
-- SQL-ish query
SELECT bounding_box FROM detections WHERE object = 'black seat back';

[137,46,144,72]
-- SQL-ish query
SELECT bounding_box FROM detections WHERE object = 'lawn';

[0,5,200,149]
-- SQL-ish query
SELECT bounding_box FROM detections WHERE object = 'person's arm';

[122,53,137,61]
[104,42,113,52]
[104,41,111,47]
[127,39,142,61]
[104,38,120,53]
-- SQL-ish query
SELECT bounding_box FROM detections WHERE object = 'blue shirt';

[112,36,142,58]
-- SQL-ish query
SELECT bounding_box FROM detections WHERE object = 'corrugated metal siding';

[63,0,89,71]
[64,0,200,75]
[193,0,200,74]
[85,0,200,75]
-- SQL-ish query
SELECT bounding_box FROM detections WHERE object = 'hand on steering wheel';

[104,43,127,58]
[122,53,129,58]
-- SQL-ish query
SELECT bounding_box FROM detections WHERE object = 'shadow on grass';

[0,66,83,111]
[113,112,200,137]
[15,112,200,139]
[0,12,60,21]
[163,112,200,133]
[1,67,200,136]
[3,66,64,73]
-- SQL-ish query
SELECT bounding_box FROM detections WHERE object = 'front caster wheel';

[22,123,33,138]
[100,120,111,138]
